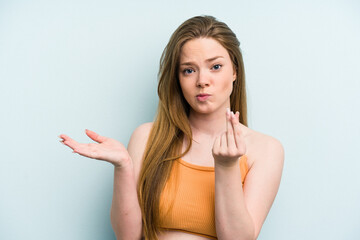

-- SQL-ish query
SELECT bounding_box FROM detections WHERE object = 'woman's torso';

[155,124,256,239]
[134,123,263,240]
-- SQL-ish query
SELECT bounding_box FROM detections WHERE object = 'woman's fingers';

[59,132,129,167]
[59,134,80,151]
[59,133,97,156]
[226,111,237,150]
[220,131,227,153]
[213,109,246,164]
[59,134,103,159]
[232,111,246,155]
[59,129,107,150]
[85,129,107,143]
[230,111,240,148]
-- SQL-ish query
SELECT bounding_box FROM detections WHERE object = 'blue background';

[1,0,359,239]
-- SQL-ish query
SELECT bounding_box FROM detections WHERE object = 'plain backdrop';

[1,0,359,239]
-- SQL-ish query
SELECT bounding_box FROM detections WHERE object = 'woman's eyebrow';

[205,56,224,62]
[180,56,224,66]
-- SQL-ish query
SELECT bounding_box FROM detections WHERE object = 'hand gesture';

[212,109,246,167]
[59,129,131,168]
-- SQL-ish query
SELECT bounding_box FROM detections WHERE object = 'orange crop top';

[159,155,249,239]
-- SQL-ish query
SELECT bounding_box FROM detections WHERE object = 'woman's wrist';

[214,157,240,169]
[113,157,133,171]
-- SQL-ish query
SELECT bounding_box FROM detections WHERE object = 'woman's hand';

[212,109,246,167]
[59,129,131,168]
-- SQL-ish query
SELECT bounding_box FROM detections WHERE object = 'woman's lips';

[196,94,210,101]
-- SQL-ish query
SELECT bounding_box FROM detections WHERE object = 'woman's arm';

[213,111,284,240]
[111,123,152,239]
[110,162,142,239]
[59,123,152,239]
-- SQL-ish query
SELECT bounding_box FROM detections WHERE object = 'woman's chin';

[190,106,224,115]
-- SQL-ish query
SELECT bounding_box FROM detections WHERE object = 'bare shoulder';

[242,126,284,169]
[127,122,154,181]
[128,122,153,147]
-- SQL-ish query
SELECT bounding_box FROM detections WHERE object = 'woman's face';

[178,37,236,115]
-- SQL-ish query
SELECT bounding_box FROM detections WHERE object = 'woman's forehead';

[179,38,230,63]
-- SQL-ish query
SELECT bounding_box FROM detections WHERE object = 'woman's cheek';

[221,80,233,97]
[181,86,193,105]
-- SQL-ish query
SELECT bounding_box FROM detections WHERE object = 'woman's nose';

[196,71,210,88]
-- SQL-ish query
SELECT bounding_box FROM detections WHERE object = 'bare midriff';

[158,230,214,240]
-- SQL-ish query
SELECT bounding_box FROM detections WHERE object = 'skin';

[59,37,284,240]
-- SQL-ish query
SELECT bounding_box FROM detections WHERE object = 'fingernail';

[227,108,232,119]
[231,111,235,118]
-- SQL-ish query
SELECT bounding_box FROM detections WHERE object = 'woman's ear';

[233,67,237,82]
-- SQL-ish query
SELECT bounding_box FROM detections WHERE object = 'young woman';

[59,16,284,240]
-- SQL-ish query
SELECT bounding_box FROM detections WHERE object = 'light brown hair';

[137,15,247,239]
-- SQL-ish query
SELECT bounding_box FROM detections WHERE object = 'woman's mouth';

[196,94,211,101]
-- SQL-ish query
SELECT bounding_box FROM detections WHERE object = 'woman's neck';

[188,107,228,138]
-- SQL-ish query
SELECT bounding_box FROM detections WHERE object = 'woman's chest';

[181,140,215,167]
[159,160,217,238]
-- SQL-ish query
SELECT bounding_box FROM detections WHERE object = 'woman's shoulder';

[128,122,154,155]
[127,122,154,179]
[242,125,284,168]
[131,122,154,137]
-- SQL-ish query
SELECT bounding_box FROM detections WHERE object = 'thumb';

[85,129,107,143]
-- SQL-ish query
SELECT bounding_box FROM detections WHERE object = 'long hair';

[137,15,247,239]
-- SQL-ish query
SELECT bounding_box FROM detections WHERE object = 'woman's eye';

[212,64,222,70]
[184,69,194,74]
